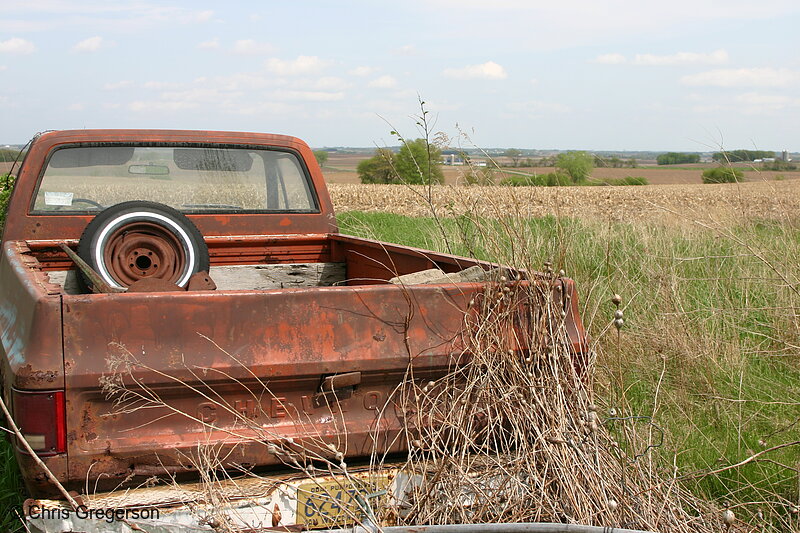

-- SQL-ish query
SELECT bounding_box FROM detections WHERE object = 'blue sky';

[1,1,798,151]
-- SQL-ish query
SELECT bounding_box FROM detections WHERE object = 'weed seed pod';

[607,499,618,512]
[722,509,735,525]
[267,444,278,455]
[614,309,624,320]
[614,318,624,329]
[609,407,618,416]
[612,294,622,306]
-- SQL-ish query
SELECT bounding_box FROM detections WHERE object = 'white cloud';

[735,92,800,112]
[0,66,6,72]
[368,75,397,89]
[193,10,214,22]
[143,81,182,90]
[311,77,350,91]
[265,56,329,76]
[393,44,420,56]
[268,90,344,102]
[634,49,728,66]
[594,53,626,65]
[197,38,219,50]
[103,80,132,90]
[0,37,35,54]
[160,88,238,104]
[736,92,798,106]
[681,67,800,88]
[232,39,274,55]
[443,61,507,80]
[349,66,376,77]
[72,36,104,52]
[129,100,198,112]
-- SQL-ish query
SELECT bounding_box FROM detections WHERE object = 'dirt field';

[329,181,800,226]
[322,153,800,186]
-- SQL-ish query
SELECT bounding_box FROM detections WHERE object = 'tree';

[712,150,774,163]
[357,149,397,184]
[504,148,522,167]
[555,151,593,183]
[313,150,329,166]
[702,167,743,184]
[656,152,700,165]
[395,138,444,185]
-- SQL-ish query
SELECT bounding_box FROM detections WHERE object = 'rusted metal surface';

[125,278,184,292]
[0,129,590,501]
[58,243,124,294]
[185,271,216,291]
[103,221,187,286]
[60,279,476,492]
[2,130,337,243]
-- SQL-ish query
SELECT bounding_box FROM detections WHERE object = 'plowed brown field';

[322,153,800,186]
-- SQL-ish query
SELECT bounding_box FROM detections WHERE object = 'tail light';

[12,389,66,456]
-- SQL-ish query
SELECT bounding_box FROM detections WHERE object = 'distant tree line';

[711,150,774,163]
[594,155,638,168]
[656,152,700,165]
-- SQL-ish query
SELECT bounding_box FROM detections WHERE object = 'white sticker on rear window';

[44,192,74,206]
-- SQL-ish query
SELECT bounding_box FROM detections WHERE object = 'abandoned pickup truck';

[0,129,588,529]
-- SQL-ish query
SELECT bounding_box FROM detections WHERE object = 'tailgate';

[61,284,480,490]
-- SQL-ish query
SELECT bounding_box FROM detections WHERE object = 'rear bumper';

[25,464,405,532]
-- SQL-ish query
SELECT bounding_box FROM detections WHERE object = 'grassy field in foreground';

[338,211,800,527]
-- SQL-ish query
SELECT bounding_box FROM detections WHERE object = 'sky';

[1,1,799,152]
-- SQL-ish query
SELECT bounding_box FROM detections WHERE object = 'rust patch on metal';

[126,277,183,292]
[186,271,216,291]
[104,222,187,287]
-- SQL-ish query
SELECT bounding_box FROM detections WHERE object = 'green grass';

[585,176,649,186]
[0,437,24,531]
[338,210,800,525]
[0,203,796,527]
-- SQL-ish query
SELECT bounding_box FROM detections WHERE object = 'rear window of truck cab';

[31,145,319,214]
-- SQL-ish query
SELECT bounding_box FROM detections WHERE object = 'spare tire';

[77,201,209,291]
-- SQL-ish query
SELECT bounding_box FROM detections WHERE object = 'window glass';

[32,146,317,213]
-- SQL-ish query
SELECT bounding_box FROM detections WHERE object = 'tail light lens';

[12,389,66,456]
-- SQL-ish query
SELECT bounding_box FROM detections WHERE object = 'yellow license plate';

[296,477,386,528]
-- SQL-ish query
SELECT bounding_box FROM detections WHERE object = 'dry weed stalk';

[375,278,723,532]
